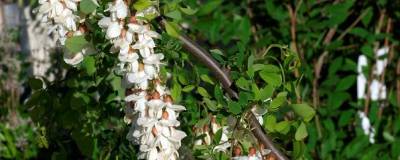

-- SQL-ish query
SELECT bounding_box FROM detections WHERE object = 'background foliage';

[1,0,400,159]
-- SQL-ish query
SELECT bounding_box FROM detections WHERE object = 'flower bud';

[120,29,127,38]
[151,127,158,136]
[249,147,256,156]
[151,91,160,99]
[233,146,242,157]
[163,95,173,103]
[162,111,169,120]
[129,16,137,23]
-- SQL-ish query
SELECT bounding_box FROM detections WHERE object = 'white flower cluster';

[37,0,80,44]
[37,0,96,66]
[97,1,186,159]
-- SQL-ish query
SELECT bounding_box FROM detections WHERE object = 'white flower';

[251,106,267,125]
[143,53,164,65]
[132,39,156,58]
[108,0,128,20]
[135,6,159,20]
[248,155,261,160]
[106,21,122,39]
[98,17,112,29]
[357,55,368,99]
[120,52,139,64]
[63,51,84,66]
[128,23,160,39]
[127,71,148,83]
[38,0,64,19]
[54,9,77,31]
[147,99,165,118]
[369,79,387,101]
[374,47,388,76]
[125,92,147,114]
[63,0,80,11]
[194,128,204,145]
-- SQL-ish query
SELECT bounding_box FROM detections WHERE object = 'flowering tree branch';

[178,34,289,160]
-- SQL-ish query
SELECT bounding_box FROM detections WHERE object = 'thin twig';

[286,3,302,60]
[377,18,392,119]
[337,9,369,40]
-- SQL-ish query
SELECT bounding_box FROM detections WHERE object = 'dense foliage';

[1,0,400,159]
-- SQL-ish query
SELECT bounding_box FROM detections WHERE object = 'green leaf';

[291,103,316,122]
[254,64,280,73]
[264,115,277,132]
[228,101,242,115]
[235,77,248,89]
[165,21,180,38]
[383,131,395,142]
[238,17,251,44]
[265,0,288,21]
[83,56,96,76]
[252,84,261,100]
[28,77,43,90]
[361,45,373,59]
[71,130,94,157]
[259,71,282,87]
[204,98,218,111]
[325,0,354,27]
[338,110,354,127]
[133,0,154,11]
[350,28,370,38]
[79,0,97,14]
[336,75,356,91]
[200,74,215,85]
[259,85,274,101]
[361,7,373,26]
[179,5,197,15]
[197,0,223,16]
[213,128,223,144]
[65,36,88,53]
[292,141,305,158]
[197,87,210,98]
[269,92,287,111]
[295,122,308,141]
[171,84,182,102]
[328,92,350,109]
[214,85,224,103]
[275,121,290,134]
[165,10,182,20]
[182,85,195,92]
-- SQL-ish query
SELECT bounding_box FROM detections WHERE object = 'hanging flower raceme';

[98,1,186,159]
[356,47,389,144]
[36,0,95,66]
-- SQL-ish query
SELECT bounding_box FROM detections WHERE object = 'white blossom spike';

[98,3,186,158]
